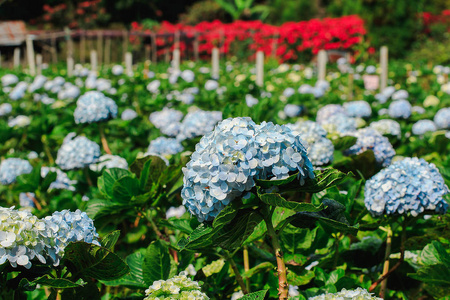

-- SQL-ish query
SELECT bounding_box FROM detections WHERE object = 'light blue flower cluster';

[149,107,184,137]
[0,158,33,185]
[345,128,395,167]
[0,103,12,116]
[121,108,138,121]
[74,91,118,124]
[316,104,346,124]
[434,107,450,129]
[284,104,302,118]
[19,193,35,209]
[412,120,437,136]
[310,288,382,300]
[41,167,77,191]
[287,121,334,166]
[369,119,401,138]
[176,110,222,141]
[344,100,372,118]
[1,74,18,86]
[182,117,314,222]
[148,137,184,156]
[55,135,100,170]
[321,114,357,135]
[28,75,47,93]
[364,157,449,217]
[9,82,28,101]
[89,154,128,172]
[388,100,412,119]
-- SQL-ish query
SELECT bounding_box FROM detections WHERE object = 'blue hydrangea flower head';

[1,74,19,86]
[316,104,346,124]
[321,114,357,135]
[19,193,35,209]
[365,157,449,217]
[121,108,138,121]
[388,100,412,119]
[412,120,437,136]
[0,103,12,116]
[283,104,302,118]
[434,107,450,129]
[176,109,222,141]
[182,117,314,222]
[74,91,118,124]
[345,128,395,167]
[148,137,184,156]
[41,167,77,191]
[149,107,184,137]
[55,135,100,170]
[309,288,382,300]
[89,154,128,172]
[369,119,401,138]
[344,100,372,118]
[0,158,33,185]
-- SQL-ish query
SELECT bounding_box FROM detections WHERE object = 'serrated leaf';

[257,186,325,212]
[240,289,269,300]
[102,249,147,289]
[31,275,81,289]
[300,168,353,193]
[332,136,357,151]
[101,230,121,250]
[255,172,298,188]
[41,170,57,192]
[143,240,171,285]
[98,168,132,199]
[242,262,273,280]
[112,175,140,201]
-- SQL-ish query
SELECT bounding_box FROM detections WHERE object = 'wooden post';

[173,49,180,72]
[122,30,128,62]
[97,31,103,65]
[256,50,264,87]
[105,37,111,65]
[65,27,73,61]
[317,50,327,81]
[211,47,219,79]
[194,33,199,61]
[51,33,57,64]
[0,51,2,68]
[36,54,43,75]
[90,50,97,72]
[125,52,133,76]
[347,73,354,101]
[151,32,157,64]
[80,30,86,63]
[380,46,388,91]
[144,44,150,62]
[67,57,74,77]
[13,48,21,69]
[271,33,279,58]
[26,35,36,76]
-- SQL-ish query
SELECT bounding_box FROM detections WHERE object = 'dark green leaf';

[98,168,132,199]
[112,175,140,201]
[257,186,325,212]
[101,230,121,250]
[332,136,357,151]
[102,249,147,289]
[41,170,57,192]
[255,172,298,188]
[32,275,82,289]
[240,289,269,300]
[143,240,171,285]
[299,168,353,193]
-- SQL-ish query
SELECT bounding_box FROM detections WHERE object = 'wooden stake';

[13,48,21,69]
[104,37,111,65]
[80,30,86,63]
[256,51,264,87]
[97,31,103,65]
[51,33,57,64]
[194,33,199,61]
[151,32,157,64]
[211,47,219,79]
[90,50,97,72]
[122,30,128,62]
[26,35,36,76]
[36,54,42,75]
[271,33,279,58]
[65,27,73,60]
[173,49,180,72]
[67,57,74,77]
[347,73,354,101]
[380,46,388,91]
[317,50,327,81]
[125,52,133,76]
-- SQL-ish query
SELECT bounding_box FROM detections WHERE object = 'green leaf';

[281,225,317,253]
[60,281,101,300]
[299,168,353,193]
[63,242,129,281]
[159,219,196,235]
[101,230,121,250]
[98,168,132,199]
[241,262,273,280]
[255,172,298,188]
[102,249,147,289]
[28,275,81,289]
[332,136,357,151]
[130,156,168,191]
[85,199,129,219]
[289,199,359,235]
[112,175,140,201]
[41,170,58,192]
[15,165,41,192]
[143,240,171,285]
[178,224,215,251]
[257,186,325,212]
[240,289,269,300]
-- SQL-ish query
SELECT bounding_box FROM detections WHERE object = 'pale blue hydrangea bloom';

[1,74,18,86]
[147,80,161,93]
[344,100,372,118]
[434,107,450,129]
[57,83,80,100]
[166,206,186,219]
[149,107,184,137]
[245,94,259,107]
[0,103,12,116]
[144,271,209,300]
[121,108,138,121]
[9,82,28,101]
[0,158,33,185]
[148,137,184,156]
[89,154,128,172]
[176,110,222,141]
[27,75,47,93]
[182,117,314,222]
[74,91,118,124]
[316,104,346,124]
[412,106,425,114]
[283,87,295,98]
[41,167,77,191]
[55,135,100,170]
[0,207,56,269]
[321,114,357,135]
[309,288,382,300]
[19,193,35,208]
[112,65,124,76]
[369,119,401,138]
[44,209,100,260]
[204,80,219,91]
[345,128,395,167]
[412,120,437,136]
[388,100,412,119]
[391,89,409,100]
[8,115,31,128]
[284,104,302,118]
[364,157,449,217]
[181,70,195,82]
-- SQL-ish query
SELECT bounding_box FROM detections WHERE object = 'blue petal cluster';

[41,167,77,191]
[0,158,33,185]
[321,114,357,135]
[412,120,437,136]
[434,107,450,129]
[283,104,302,118]
[176,110,222,141]
[121,109,138,121]
[344,101,372,118]
[55,135,100,170]
[149,107,184,137]
[388,100,412,119]
[89,154,128,172]
[148,137,184,156]
[345,128,395,167]
[0,103,12,116]
[182,117,314,222]
[74,91,118,124]
[369,119,401,138]
[365,157,449,216]
[316,104,346,124]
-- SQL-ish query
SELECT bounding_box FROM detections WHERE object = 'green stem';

[83,167,93,187]
[143,210,164,240]
[223,250,249,295]
[263,206,289,300]
[42,135,55,165]
[243,246,251,293]
[99,123,112,155]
